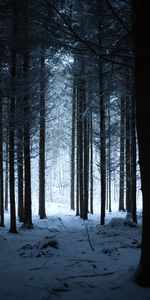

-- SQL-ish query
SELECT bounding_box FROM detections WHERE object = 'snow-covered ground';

[0,203,150,300]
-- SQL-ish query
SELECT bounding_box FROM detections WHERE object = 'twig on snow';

[84,221,95,251]
[63,272,114,280]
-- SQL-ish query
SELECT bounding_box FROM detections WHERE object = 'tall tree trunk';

[76,73,80,217]
[77,77,84,219]
[22,0,33,229]
[100,77,106,225]
[0,64,4,227]
[23,50,33,228]
[98,0,106,225]
[83,91,89,220]
[5,136,9,211]
[107,96,111,213]
[17,123,24,222]
[70,70,76,211]
[39,46,46,219]
[4,101,9,211]
[131,94,137,223]
[119,96,125,211]
[9,93,17,233]
[125,72,132,216]
[89,113,93,214]
[9,1,17,233]
[135,0,150,286]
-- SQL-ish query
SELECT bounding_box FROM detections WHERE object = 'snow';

[0,204,150,300]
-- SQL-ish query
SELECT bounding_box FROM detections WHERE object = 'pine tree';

[0,63,4,227]
[39,46,46,219]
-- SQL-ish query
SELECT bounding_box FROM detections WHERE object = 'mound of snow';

[107,218,139,228]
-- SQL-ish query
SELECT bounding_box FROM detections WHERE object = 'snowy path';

[0,212,150,300]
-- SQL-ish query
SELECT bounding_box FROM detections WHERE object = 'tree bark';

[134,0,150,286]
[39,46,46,219]
[23,51,33,229]
[119,96,125,211]
[9,1,18,233]
[5,120,9,211]
[98,0,106,225]
[89,113,93,214]
[77,76,84,219]
[131,94,137,223]
[107,96,111,213]
[125,73,132,215]
[22,0,33,229]
[83,85,89,220]
[0,64,4,227]
[70,70,76,211]
[17,124,24,222]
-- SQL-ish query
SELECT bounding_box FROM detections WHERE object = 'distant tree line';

[1,0,150,287]
[0,0,142,233]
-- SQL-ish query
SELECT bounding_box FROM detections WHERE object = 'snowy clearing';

[0,204,150,300]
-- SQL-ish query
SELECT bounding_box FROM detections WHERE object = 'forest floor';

[0,204,150,300]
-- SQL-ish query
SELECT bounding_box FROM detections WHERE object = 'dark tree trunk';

[17,124,24,222]
[5,115,9,212]
[83,89,89,220]
[22,0,33,229]
[39,46,46,219]
[107,96,111,213]
[5,138,9,211]
[89,113,93,214]
[131,94,137,223]
[23,51,33,229]
[100,91,106,225]
[9,92,17,233]
[78,77,84,219]
[125,77,132,215]
[0,65,4,227]
[76,75,80,217]
[23,101,32,228]
[119,96,125,211]
[9,1,18,233]
[134,1,150,286]
[98,0,106,225]
[70,71,76,211]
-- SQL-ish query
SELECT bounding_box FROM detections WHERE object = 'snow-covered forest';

[0,0,150,298]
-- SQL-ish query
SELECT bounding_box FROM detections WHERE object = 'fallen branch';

[30,254,53,271]
[63,272,114,280]
[84,221,95,251]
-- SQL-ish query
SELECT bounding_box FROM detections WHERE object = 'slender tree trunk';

[9,1,17,233]
[107,96,111,213]
[106,166,109,211]
[39,46,46,219]
[125,74,132,216]
[89,113,93,214]
[9,92,17,233]
[131,94,137,223]
[17,124,24,222]
[0,64,4,227]
[70,71,76,211]
[76,76,80,217]
[23,52,33,228]
[4,101,9,211]
[100,69,106,225]
[98,0,106,225]
[22,0,33,228]
[119,96,125,211]
[78,78,84,219]
[5,137,9,211]
[83,92,89,220]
